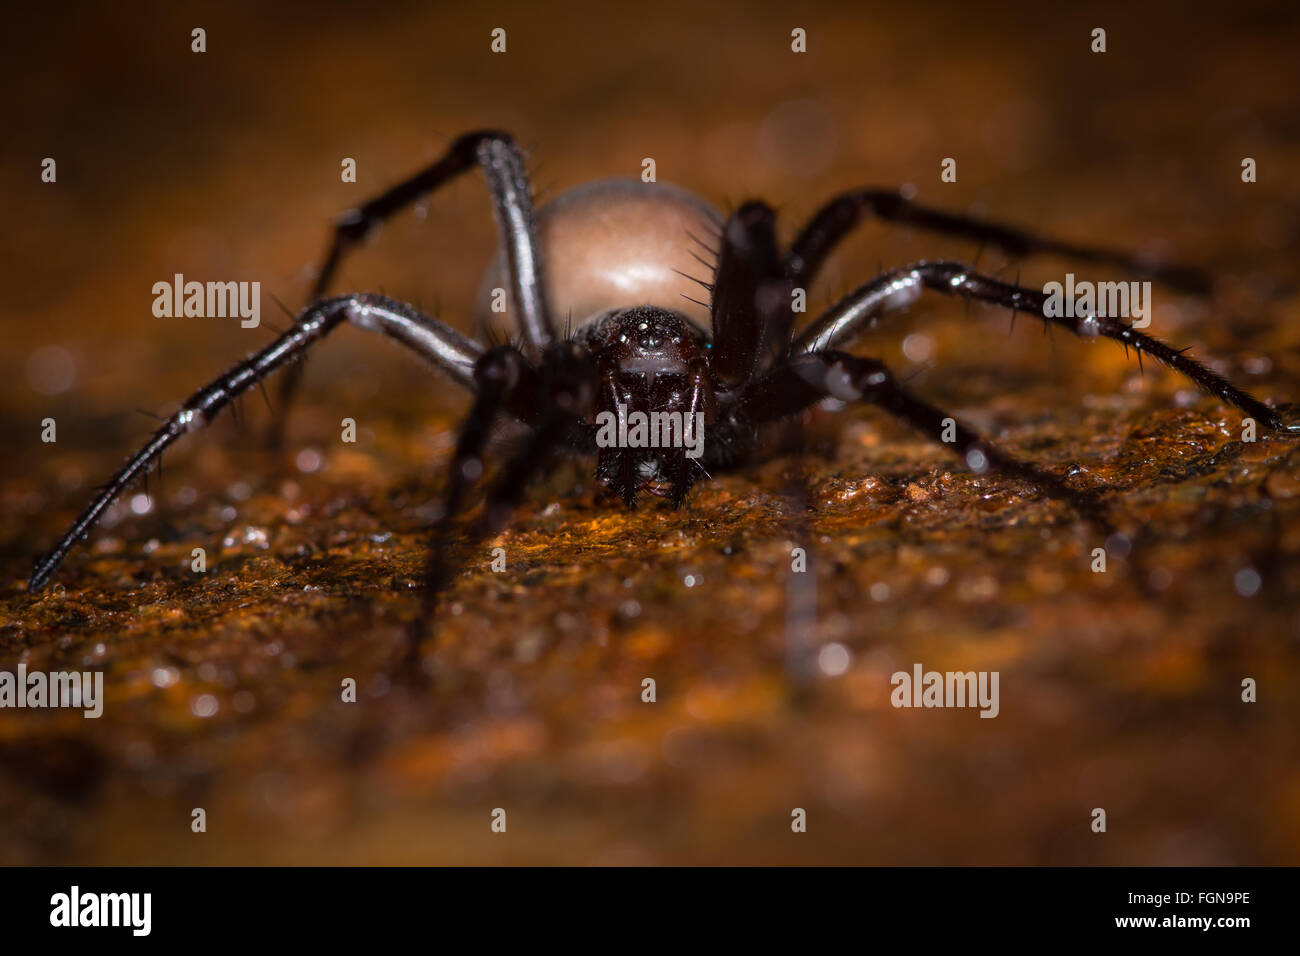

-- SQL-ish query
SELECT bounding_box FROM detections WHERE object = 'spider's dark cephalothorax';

[29,130,1297,611]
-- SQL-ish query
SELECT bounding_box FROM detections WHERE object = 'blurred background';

[1,0,1299,864]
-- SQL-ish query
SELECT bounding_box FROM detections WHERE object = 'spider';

[28,129,1298,605]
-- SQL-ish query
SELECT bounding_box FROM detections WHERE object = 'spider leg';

[435,346,540,527]
[792,260,1297,433]
[737,350,1113,528]
[710,201,790,385]
[29,294,482,593]
[710,211,819,683]
[412,342,597,646]
[784,189,1210,294]
[712,217,821,686]
[273,130,553,442]
[403,344,539,670]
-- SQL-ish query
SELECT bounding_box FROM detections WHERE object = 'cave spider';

[29,130,1297,606]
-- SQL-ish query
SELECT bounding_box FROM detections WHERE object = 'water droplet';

[295,448,322,473]
[902,332,934,363]
[818,642,851,677]
[1234,568,1261,598]
[25,345,76,395]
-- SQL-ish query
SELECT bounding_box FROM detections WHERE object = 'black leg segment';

[273,130,554,439]
[784,189,1211,294]
[30,294,483,592]
[792,260,1296,433]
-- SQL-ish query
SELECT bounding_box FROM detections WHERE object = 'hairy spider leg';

[30,294,481,593]
[410,341,598,654]
[792,261,1297,433]
[710,201,788,386]
[784,189,1212,294]
[272,130,553,445]
[710,205,822,688]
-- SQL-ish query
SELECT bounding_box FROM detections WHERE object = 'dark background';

[1,0,1298,863]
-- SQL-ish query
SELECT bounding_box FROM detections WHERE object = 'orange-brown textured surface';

[2,0,1299,864]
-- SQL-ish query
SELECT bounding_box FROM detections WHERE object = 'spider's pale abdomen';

[476,179,721,335]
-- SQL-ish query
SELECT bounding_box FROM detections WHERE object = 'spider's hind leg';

[784,188,1211,294]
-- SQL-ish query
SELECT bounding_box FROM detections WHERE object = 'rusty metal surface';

[1,1,1299,864]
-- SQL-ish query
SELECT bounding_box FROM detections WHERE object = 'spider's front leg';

[793,260,1297,433]
[30,294,482,593]
[712,199,828,688]
[710,201,788,385]
[413,341,598,643]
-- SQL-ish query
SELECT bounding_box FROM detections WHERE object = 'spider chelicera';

[29,129,1298,606]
